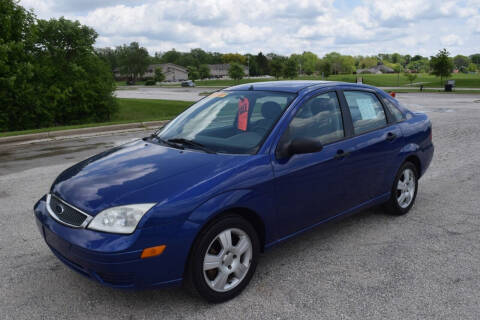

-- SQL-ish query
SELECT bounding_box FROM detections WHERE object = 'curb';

[0,120,168,146]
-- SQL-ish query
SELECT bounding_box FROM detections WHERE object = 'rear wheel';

[384,162,418,215]
[185,214,259,303]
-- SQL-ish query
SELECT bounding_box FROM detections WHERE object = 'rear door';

[340,89,404,199]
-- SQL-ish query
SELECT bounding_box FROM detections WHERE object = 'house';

[208,64,249,78]
[356,64,395,74]
[143,63,188,82]
[113,63,188,82]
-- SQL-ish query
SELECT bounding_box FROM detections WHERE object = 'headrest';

[261,101,282,119]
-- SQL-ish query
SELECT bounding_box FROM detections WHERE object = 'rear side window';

[381,97,405,122]
[344,91,387,135]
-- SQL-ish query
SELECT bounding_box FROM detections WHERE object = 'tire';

[384,162,418,216]
[185,214,260,303]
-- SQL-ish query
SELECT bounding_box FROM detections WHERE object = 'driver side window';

[284,92,344,145]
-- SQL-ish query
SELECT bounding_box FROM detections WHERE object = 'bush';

[228,63,244,82]
[0,0,117,132]
[145,79,156,85]
[154,68,165,82]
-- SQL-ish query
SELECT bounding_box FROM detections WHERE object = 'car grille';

[48,195,89,227]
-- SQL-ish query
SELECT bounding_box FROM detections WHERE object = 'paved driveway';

[1,93,479,319]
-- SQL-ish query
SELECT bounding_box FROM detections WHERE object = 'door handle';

[386,132,397,141]
[334,149,350,160]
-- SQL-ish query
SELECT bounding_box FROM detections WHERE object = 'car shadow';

[37,206,394,311]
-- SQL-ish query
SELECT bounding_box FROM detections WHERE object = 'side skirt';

[264,192,390,250]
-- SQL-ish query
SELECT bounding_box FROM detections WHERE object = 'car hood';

[51,139,242,214]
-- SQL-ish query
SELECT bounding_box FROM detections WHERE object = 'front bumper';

[34,196,199,289]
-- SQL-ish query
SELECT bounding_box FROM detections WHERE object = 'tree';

[155,48,223,67]
[198,64,211,79]
[411,55,424,62]
[357,56,378,69]
[467,63,477,73]
[187,66,200,81]
[270,56,284,79]
[117,42,150,83]
[256,52,270,75]
[0,0,38,130]
[453,55,470,72]
[159,49,181,64]
[323,52,355,74]
[246,54,259,76]
[228,63,244,82]
[283,57,298,79]
[154,67,165,82]
[0,0,117,131]
[404,72,417,84]
[470,54,480,65]
[96,47,118,72]
[430,49,454,85]
[222,53,246,65]
[300,51,318,75]
[190,48,209,67]
[317,59,332,78]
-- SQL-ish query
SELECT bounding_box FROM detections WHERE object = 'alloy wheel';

[203,228,252,293]
[396,168,416,208]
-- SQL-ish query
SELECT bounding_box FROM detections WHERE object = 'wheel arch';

[404,154,421,177]
[183,205,267,282]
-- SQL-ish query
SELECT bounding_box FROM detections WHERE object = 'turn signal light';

[141,245,166,259]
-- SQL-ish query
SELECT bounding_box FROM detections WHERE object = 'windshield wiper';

[167,138,216,154]
[145,134,184,150]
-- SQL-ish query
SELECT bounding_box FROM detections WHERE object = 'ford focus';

[34,81,434,302]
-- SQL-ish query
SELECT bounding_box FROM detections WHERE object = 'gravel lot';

[1,93,479,319]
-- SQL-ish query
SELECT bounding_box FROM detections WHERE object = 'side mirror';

[277,137,323,159]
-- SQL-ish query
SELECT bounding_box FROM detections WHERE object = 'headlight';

[87,203,156,234]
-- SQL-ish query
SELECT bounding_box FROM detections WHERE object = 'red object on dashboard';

[237,98,249,131]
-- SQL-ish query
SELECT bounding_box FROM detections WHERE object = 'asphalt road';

[1,93,480,319]
[115,86,209,101]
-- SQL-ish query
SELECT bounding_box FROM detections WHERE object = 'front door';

[271,91,358,238]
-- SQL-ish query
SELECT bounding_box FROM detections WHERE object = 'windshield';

[157,90,296,154]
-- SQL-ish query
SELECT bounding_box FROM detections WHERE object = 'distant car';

[181,80,195,87]
[34,81,433,303]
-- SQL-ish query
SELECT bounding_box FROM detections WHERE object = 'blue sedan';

[34,81,433,302]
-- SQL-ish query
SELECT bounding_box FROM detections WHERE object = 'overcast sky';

[20,0,480,57]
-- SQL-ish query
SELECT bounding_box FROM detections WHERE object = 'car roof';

[225,80,377,94]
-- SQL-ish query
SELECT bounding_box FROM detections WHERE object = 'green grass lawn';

[0,98,193,138]
[327,73,480,88]
[113,98,192,121]
[191,73,480,88]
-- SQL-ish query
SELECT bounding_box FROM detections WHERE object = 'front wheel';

[384,162,418,215]
[185,214,259,303]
